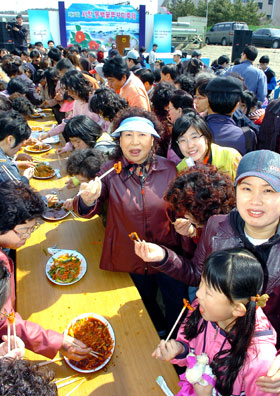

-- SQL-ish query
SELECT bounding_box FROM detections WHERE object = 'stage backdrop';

[28,10,60,47]
[65,3,139,51]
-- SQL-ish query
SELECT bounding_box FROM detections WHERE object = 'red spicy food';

[68,317,114,370]
[48,253,81,283]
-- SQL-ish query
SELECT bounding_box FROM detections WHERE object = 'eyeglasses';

[13,222,41,239]
[177,134,203,145]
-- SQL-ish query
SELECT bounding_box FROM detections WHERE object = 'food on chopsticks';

[31,126,43,132]
[128,232,141,242]
[34,163,55,178]
[48,253,81,283]
[67,317,114,370]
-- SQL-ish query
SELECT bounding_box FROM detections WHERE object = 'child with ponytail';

[153,248,276,396]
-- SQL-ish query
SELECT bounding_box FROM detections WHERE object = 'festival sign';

[65,3,139,50]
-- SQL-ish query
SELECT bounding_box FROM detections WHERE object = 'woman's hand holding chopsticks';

[134,240,166,262]
[78,177,102,207]
[0,335,25,359]
[59,334,92,361]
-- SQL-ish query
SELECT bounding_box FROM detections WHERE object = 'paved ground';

[200,44,280,78]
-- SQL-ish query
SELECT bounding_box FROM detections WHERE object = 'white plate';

[42,203,70,221]
[25,144,51,153]
[64,313,115,373]
[43,135,60,144]
[33,165,56,179]
[46,249,87,286]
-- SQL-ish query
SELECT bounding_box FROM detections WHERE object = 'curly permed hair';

[0,358,57,395]
[164,164,235,224]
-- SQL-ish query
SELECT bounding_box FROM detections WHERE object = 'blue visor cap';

[111,117,160,138]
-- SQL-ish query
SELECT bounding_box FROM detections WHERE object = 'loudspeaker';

[0,22,14,51]
[231,30,252,62]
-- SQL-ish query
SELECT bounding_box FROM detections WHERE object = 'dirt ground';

[200,44,280,79]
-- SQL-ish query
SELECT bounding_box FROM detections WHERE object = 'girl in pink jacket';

[153,248,277,396]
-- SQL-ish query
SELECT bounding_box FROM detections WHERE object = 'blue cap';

[111,117,160,138]
[234,150,280,192]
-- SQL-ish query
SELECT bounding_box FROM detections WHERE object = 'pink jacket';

[48,98,109,138]
[171,301,277,396]
[0,250,63,358]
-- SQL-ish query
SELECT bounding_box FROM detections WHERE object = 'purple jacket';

[153,213,280,336]
[74,155,195,274]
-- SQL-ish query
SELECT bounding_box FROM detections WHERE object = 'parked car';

[252,28,280,49]
[205,22,248,46]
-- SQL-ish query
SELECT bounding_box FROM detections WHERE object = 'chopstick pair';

[1,165,20,184]
[0,311,17,353]
[89,350,102,358]
[165,299,194,343]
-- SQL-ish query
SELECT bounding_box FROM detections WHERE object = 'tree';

[196,0,207,18]
[243,0,265,25]
[207,0,233,26]
[167,0,196,21]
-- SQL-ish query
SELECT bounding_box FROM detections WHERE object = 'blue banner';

[65,3,139,50]
[28,10,53,47]
[152,14,172,53]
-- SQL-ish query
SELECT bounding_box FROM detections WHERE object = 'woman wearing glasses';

[171,111,242,181]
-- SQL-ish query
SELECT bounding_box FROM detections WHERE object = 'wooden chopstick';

[38,357,64,367]
[1,165,20,184]
[54,374,78,384]
[57,377,82,389]
[65,379,86,396]
[89,350,102,358]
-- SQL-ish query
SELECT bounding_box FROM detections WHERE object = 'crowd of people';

[1,37,280,395]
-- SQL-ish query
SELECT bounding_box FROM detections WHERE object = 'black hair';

[30,49,40,59]
[69,45,81,54]
[79,57,92,72]
[0,260,10,310]
[35,41,43,47]
[0,358,57,395]
[174,74,195,96]
[88,51,97,59]
[66,148,106,179]
[33,69,45,84]
[140,46,146,53]
[11,96,34,117]
[103,55,130,80]
[61,70,92,102]
[207,90,241,115]
[64,115,102,147]
[195,72,215,96]
[0,110,31,146]
[151,81,176,114]
[234,58,241,65]
[218,55,230,65]
[0,96,11,111]
[7,78,28,95]
[48,40,54,45]
[48,48,61,62]
[153,69,161,83]
[90,87,128,121]
[138,69,155,86]
[185,58,204,76]
[55,58,74,72]
[56,45,64,51]
[0,181,45,233]
[28,44,35,50]
[170,90,193,111]
[240,90,258,116]
[243,45,258,61]
[43,67,58,99]
[161,63,178,81]
[259,55,269,64]
[171,111,212,159]
[2,62,20,77]
[184,248,264,396]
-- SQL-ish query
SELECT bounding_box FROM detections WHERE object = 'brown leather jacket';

[73,155,194,274]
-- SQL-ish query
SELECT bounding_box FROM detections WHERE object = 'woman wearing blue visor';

[73,107,193,337]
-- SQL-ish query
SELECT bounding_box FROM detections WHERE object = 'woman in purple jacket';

[73,107,194,337]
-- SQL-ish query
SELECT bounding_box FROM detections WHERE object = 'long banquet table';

[16,111,180,395]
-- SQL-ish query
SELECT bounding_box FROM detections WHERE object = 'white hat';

[111,117,160,138]
[173,50,182,57]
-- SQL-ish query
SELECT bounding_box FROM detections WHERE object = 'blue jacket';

[205,113,255,155]
[0,147,28,184]
[225,60,267,103]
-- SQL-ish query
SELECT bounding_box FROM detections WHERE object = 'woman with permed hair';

[72,106,195,338]
[39,70,109,152]
[164,164,235,240]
